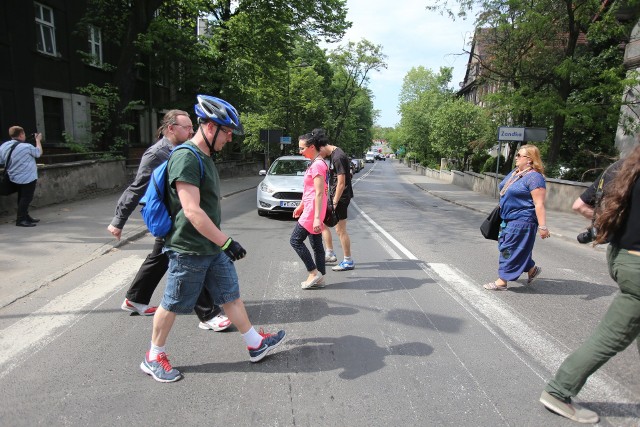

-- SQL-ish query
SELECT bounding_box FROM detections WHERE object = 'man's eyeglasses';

[515,153,529,158]
[219,127,233,135]
[174,124,194,131]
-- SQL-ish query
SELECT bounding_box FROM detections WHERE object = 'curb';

[0,184,258,310]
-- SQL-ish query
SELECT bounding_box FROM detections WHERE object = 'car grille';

[272,192,302,200]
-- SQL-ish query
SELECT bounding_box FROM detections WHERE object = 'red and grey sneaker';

[121,299,157,316]
[140,352,182,383]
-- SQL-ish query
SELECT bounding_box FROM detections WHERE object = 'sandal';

[483,281,508,291]
[527,266,542,284]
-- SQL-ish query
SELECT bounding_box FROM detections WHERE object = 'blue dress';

[497,169,546,281]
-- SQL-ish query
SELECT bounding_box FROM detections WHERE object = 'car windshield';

[268,159,310,176]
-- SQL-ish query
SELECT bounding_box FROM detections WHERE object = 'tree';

[78,0,351,149]
[427,0,640,176]
[430,97,492,168]
[327,40,387,144]
[396,66,454,166]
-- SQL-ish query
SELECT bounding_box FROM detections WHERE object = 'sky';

[327,0,477,128]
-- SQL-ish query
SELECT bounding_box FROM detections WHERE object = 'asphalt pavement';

[0,161,595,309]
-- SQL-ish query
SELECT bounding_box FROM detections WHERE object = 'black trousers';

[125,237,221,322]
[16,179,37,222]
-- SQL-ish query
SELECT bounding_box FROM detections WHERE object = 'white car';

[257,156,311,216]
[365,153,375,163]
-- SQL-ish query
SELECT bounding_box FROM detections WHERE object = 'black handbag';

[324,198,339,227]
[480,205,501,241]
[0,142,19,196]
[323,156,339,227]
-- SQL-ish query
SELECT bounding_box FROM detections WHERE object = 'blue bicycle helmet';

[194,94,244,135]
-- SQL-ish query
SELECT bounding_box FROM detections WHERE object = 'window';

[88,25,102,66]
[42,96,64,143]
[34,2,57,56]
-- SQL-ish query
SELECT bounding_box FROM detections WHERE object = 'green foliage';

[413,0,640,177]
[430,98,492,164]
[62,132,92,154]
[482,154,506,174]
[469,151,491,172]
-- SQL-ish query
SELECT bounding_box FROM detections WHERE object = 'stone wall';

[0,160,128,217]
[1,159,263,217]
[410,162,589,213]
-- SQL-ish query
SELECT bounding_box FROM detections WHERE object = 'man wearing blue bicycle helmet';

[140,95,286,383]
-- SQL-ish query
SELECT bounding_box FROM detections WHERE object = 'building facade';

[0,0,173,154]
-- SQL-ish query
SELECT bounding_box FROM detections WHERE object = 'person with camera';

[483,144,549,291]
[572,159,623,244]
[540,144,640,423]
[0,126,43,227]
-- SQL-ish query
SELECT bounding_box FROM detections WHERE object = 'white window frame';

[88,25,103,66]
[34,2,57,56]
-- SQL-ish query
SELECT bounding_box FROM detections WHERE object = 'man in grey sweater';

[108,109,230,331]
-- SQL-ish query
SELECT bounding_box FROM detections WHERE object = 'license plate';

[280,201,300,208]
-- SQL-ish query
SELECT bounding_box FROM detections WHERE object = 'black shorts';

[335,198,350,220]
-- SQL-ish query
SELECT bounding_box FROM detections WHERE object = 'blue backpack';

[139,144,204,237]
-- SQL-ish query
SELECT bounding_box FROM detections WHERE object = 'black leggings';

[290,222,325,275]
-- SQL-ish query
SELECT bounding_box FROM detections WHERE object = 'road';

[0,161,638,426]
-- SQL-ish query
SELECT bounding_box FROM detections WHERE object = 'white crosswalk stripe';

[0,255,142,379]
[355,202,638,409]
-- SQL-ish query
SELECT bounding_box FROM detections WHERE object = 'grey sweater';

[110,137,175,229]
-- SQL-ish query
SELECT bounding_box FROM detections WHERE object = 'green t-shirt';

[164,141,222,255]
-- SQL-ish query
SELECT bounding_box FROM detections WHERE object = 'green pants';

[545,246,640,399]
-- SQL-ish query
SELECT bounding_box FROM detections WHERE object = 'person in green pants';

[540,144,640,424]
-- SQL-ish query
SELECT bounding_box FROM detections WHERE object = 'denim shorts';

[161,251,241,314]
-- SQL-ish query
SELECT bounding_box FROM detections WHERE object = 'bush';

[482,155,506,174]
[469,152,490,172]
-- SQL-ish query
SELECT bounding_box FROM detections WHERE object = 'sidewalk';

[391,160,594,246]
[0,174,263,309]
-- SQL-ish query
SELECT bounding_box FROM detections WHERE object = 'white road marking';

[352,200,417,260]
[0,256,141,379]
[354,201,637,406]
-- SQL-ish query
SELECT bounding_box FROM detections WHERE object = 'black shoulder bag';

[323,155,339,227]
[0,142,20,196]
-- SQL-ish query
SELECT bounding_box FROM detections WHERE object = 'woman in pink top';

[290,131,329,289]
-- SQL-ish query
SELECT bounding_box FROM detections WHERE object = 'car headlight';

[260,182,274,193]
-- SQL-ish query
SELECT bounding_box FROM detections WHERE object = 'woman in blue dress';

[484,144,551,290]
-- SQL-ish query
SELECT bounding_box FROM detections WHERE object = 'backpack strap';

[164,144,206,219]
[590,162,616,225]
[4,142,20,170]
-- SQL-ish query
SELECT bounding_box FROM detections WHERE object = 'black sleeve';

[579,181,598,207]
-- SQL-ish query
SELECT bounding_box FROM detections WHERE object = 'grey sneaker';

[140,352,182,383]
[539,391,599,424]
[325,253,337,263]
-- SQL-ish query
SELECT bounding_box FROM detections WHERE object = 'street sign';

[259,129,283,143]
[498,127,525,141]
[280,136,291,144]
[524,127,547,142]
